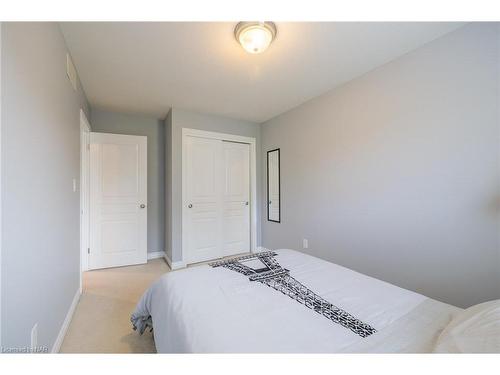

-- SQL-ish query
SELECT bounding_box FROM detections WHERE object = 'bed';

[131,249,462,353]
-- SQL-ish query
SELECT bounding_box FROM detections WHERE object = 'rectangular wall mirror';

[267,148,281,223]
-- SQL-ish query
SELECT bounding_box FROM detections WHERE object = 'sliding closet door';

[184,136,224,263]
[184,136,251,263]
[221,141,250,256]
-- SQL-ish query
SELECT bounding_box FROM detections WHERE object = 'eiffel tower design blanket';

[132,249,460,352]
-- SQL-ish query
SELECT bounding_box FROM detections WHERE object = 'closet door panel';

[221,141,250,256]
[185,136,223,263]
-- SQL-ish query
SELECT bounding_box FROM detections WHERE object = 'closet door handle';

[188,204,193,208]
[245,201,249,206]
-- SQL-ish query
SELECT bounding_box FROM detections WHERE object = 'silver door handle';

[140,204,146,209]
[245,201,249,206]
[188,204,193,208]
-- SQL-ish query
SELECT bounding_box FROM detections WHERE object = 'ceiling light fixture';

[234,22,277,54]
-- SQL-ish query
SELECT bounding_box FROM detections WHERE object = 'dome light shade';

[235,22,277,54]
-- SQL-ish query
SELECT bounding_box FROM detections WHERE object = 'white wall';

[261,23,500,308]
[165,108,261,263]
[1,23,90,349]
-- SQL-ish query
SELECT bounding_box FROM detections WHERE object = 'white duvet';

[132,249,460,353]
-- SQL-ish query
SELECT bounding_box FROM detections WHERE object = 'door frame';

[0,21,3,346]
[79,109,91,291]
[181,128,258,265]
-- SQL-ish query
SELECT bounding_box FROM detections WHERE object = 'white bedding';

[132,249,460,353]
[433,299,500,353]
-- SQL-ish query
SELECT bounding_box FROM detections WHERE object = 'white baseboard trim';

[147,251,166,260]
[51,289,80,353]
[163,252,187,270]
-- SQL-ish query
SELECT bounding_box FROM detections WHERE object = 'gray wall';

[166,108,261,262]
[261,23,500,308]
[90,108,165,254]
[1,23,90,348]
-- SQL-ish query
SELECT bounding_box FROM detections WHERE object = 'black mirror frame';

[267,148,281,223]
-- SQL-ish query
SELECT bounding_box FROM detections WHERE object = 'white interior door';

[184,137,250,263]
[222,141,250,256]
[185,136,223,263]
[89,132,147,270]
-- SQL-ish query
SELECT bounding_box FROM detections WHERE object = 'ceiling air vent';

[66,53,78,91]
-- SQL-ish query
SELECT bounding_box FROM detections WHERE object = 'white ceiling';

[60,22,464,123]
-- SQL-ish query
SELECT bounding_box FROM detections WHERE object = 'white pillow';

[434,299,500,353]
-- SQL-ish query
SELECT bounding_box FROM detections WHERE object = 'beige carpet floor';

[60,258,170,353]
